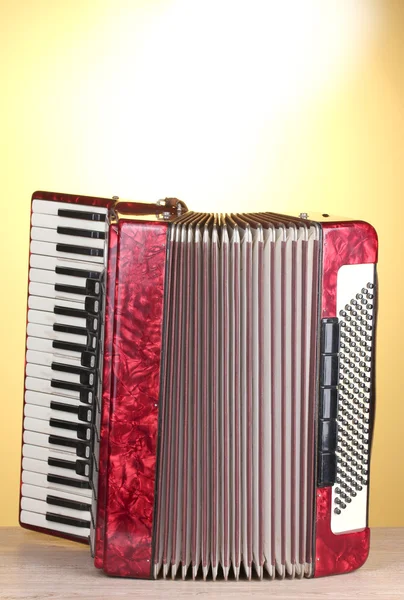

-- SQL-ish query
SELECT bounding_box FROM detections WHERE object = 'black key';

[48,456,89,477]
[56,243,104,258]
[46,512,91,529]
[50,401,93,423]
[53,307,99,333]
[57,226,105,240]
[84,297,100,315]
[55,279,100,297]
[50,381,95,405]
[46,494,91,512]
[53,323,97,349]
[51,363,95,386]
[58,209,106,222]
[55,266,101,280]
[48,435,90,458]
[51,341,96,369]
[49,418,91,441]
[47,474,91,490]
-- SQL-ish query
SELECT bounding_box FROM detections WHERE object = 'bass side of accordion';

[19,192,378,581]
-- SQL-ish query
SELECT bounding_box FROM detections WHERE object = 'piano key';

[26,363,86,386]
[31,227,105,250]
[26,350,85,370]
[57,209,106,222]
[27,323,88,347]
[29,268,101,292]
[21,497,91,522]
[24,416,85,441]
[48,435,90,458]
[24,404,83,427]
[25,390,81,409]
[50,401,92,423]
[48,456,90,478]
[26,337,95,366]
[55,266,102,281]
[28,308,87,330]
[51,341,96,367]
[22,457,88,481]
[54,306,99,332]
[20,509,90,538]
[32,212,107,233]
[56,243,104,259]
[29,295,87,314]
[21,483,91,511]
[26,355,95,388]
[21,470,92,498]
[23,444,90,475]
[30,240,104,264]
[52,324,97,349]
[32,199,108,219]
[25,377,82,400]
[46,511,91,529]
[23,430,90,458]
[57,226,105,241]
[47,473,91,490]
[29,281,88,304]
[30,253,104,274]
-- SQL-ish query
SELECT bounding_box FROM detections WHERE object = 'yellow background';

[0,0,403,527]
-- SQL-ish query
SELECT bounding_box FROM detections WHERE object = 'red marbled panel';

[321,221,378,319]
[31,190,115,209]
[314,487,370,577]
[314,219,377,578]
[94,225,118,568]
[103,220,168,578]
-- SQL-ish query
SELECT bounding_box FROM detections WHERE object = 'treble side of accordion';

[19,193,378,581]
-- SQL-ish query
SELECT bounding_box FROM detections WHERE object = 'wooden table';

[0,527,403,599]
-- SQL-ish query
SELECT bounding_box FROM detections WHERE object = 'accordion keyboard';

[20,200,109,540]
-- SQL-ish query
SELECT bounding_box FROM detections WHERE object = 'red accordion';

[19,191,378,580]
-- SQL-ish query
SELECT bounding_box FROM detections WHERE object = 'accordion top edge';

[19,190,378,581]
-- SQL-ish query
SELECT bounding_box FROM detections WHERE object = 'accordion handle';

[114,197,188,220]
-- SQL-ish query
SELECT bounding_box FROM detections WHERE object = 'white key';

[31,227,105,250]
[22,483,91,508]
[30,253,104,273]
[24,416,83,440]
[23,444,81,465]
[24,404,84,426]
[28,309,87,330]
[22,445,90,479]
[32,212,107,233]
[26,351,83,369]
[29,281,88,304]
[25,377,82,401]
[21,497,91,522]
[23,430,90,458]
[26,337,94,365]
[20,510,90,538]
[26,363,83,385]
[29,268,99,292]
[21,470,92,499]
[32,199,108,218]
[28,296,87,313]
[27,323,88,346]
[22,457,88,481]
[30,240,104,264]
[25,390,81,409]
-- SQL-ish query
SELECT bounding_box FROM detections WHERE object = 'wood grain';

[0,527,403,599]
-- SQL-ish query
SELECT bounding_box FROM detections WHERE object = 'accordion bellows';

[19,192,378,581]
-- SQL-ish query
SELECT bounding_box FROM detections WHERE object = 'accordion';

[19,191,378,580]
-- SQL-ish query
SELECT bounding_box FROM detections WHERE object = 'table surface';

[0,527,403,599]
